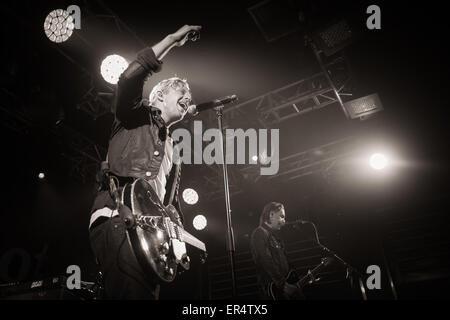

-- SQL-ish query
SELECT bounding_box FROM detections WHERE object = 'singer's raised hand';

[171,25,202,47]
[152,25,202,60]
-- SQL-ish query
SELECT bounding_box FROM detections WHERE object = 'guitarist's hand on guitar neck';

[306,269,317,284]
[268,257,332,300]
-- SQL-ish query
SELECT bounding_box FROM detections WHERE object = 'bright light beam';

[44,9,75,43]
[100,55,129,84]
[193,215,207,231]
[182,188,199,205]
[370,153,388,170]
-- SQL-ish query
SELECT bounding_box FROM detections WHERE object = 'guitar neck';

[296,263,324,288]
[180,229,206,252]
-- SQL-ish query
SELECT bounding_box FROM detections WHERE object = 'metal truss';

[242,136,360,184]
[193,136,360,202]
[56,124,105,183]
[0,89,105,184]
[205,55,351,129]
[76,86,114,120]
[193,53,353,201]
[188,136,359,202]
[71,0,147,120]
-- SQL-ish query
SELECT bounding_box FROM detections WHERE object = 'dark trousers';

[89,215,160,300]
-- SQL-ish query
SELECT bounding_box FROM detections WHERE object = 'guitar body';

[267,270,300,300]
[122,178,206,283]
[267,257,332,300]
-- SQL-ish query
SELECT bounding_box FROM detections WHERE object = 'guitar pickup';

[163,217,178,239]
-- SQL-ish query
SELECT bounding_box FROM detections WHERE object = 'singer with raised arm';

[250,202,305,300]
[88,25,201,300]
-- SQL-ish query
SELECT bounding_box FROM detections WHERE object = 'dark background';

[1,0,449,299]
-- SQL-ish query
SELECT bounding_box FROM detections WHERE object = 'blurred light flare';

[100,55,129,84]
[182,188,199,205]
[193,215,207,231]
[44,9,75,43]
[370,153,388,170]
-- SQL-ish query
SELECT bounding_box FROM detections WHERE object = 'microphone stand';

[301,221,367,300]
[215,105,237,299]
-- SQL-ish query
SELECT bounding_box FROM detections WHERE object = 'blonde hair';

[149,77,190,106]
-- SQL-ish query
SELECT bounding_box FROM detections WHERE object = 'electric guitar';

[268,257,333,300]
[121,178,207,283]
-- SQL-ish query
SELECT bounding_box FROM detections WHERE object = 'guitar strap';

[164,138,184,225]
[167,163,181,206]
[259,225,294,284]
[108,173,135,230]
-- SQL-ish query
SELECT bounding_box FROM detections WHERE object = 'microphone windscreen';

[187,104,198,116]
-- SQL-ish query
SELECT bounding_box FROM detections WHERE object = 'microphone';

[283,219,310,226]
[187,30,200,42]
[188,95,238,115]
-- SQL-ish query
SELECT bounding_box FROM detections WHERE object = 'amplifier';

[0,276,91,300]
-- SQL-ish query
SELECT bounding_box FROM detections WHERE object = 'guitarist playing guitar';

[267,256,333,300]
[250,202,305,300]
[89,24,202,300]
[250,202,332,300]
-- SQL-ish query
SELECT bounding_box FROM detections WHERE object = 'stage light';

[370,153,388,170]
[248,0,303,42]
[38,173,45,179]
[43,9,75,43]
[193,215,207,231]
[182,188,199,205]
[252,155,258,162]
[100,55,129,85]
[343,93,384,120]
[312,19,354,57]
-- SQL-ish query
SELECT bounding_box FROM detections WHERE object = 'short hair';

[149,77,190,106]
[259,202,284,226]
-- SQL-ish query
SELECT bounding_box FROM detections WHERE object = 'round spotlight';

[44,9,75,43]
[38,173,45,180]
[182,188,199,205]
[193,215,207,231]
[370,153,388,170]
[100,55,129,85]
[252,155,258,162]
